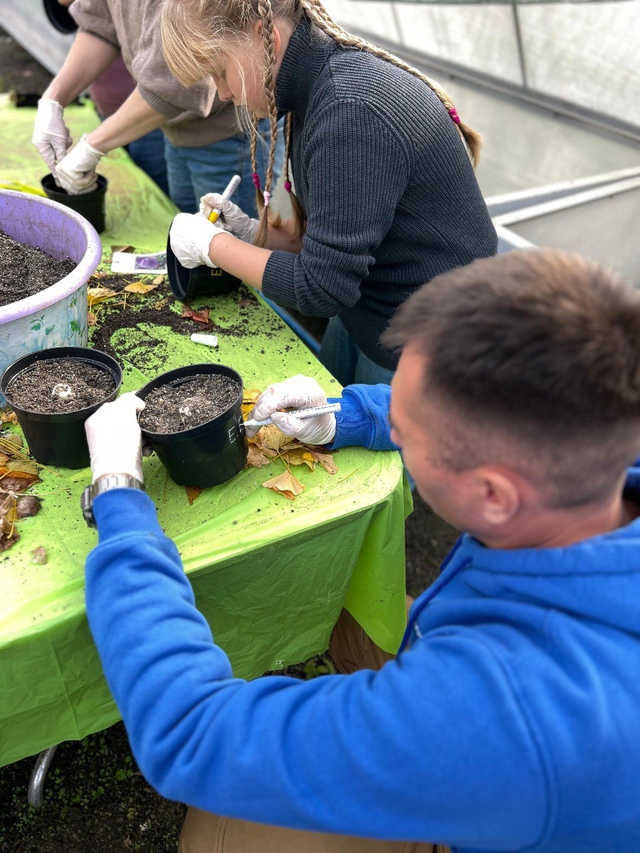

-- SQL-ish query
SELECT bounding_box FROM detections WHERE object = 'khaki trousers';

[179,607,450,853]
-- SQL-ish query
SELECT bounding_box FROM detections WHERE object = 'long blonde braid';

[300,0,481,167]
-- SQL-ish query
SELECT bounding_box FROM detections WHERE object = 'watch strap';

[81,474,144,526]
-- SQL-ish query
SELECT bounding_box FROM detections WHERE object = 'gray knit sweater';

[262,18,497,370]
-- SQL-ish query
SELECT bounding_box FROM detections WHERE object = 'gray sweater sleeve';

[262,100,410,317]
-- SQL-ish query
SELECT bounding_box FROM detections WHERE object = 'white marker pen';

[207,174,242,224]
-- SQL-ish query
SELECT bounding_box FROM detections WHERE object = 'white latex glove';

[32,98,72,175]
[199,193,259,244]
[247,375,336,444]
[55,135,105,194]
[85,392,146,484]
[169,212,224,269]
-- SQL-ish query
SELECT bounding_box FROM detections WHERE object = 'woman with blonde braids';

[165,0,497,386]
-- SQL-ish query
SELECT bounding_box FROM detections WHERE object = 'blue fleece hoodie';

[85,385,640,852]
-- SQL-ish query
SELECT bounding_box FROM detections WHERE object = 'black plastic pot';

[137,363,247,488]
[41,174,108,233]
[166,235,242,301]
[43,0,78,34]
[1,347,122,469]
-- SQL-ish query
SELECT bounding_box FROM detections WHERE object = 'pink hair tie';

[252,172,261,190]
[448,107,461,125]
[284,180,292,194]
[263,190,271,208]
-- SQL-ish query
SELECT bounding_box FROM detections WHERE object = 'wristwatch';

[81,474,144,527]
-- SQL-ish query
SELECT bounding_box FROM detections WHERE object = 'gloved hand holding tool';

[32,98,73,176]
[55,135,105,194]
[200,194,259,244]
[246,375,338,444]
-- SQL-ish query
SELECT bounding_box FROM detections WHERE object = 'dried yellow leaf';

[88,286,118,307]
[262,470,305,500]
[281,448,315,470]
[124,281,159,294]
[87,311,98,326]
[246,444,274,468]
[0,411,18,424]
[306,448,339,475]
[258,424,289,451]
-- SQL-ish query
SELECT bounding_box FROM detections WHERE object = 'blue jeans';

[319,316,395,387]
[126,128,169,197]
[164,119,285,216]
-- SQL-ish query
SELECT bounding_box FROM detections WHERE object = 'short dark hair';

[383,248,640,507]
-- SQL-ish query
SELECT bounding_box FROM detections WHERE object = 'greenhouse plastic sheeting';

[324,0,640,130]
[0,102,409,767]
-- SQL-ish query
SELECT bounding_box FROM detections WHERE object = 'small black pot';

[43,0,78,34]
[166,235,242,301]
[41,174,108,233]
[1,347,122,469]
[137,363,247,488]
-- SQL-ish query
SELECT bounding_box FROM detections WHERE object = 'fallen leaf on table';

[281,447,316,470]
[185,485,203,505]
[0,494,17,523]
[16,494,41,518]
[246,444,275,468]
[0,411,18,425]
[0,474,40,492]
[262,470,305,500]
[154,298,169,311]
[182,306,210,324]
[88,286,118,307]
[0,516,19,552]
[7,459,39,477]
[242,390,261,418]
[31,546,48,564]
[124,281,159,294]
[152,274,164,286]
[306,447,339,474]
[257,424,289,452]
[87,311,98,326]
[111,244,134,254]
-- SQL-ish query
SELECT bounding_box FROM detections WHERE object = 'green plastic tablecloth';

[0,100,410,768]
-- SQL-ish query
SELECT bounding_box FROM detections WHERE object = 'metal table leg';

[28,745,59,808]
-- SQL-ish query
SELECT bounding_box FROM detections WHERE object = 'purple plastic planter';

[0,189,102,405]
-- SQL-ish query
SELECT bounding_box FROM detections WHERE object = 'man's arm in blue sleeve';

[328,384,398,451]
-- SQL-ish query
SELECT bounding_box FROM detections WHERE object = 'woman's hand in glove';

[199,194,259,244]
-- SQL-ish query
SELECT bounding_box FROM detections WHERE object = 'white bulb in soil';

[179,397,201,418]
[51,383,74,399]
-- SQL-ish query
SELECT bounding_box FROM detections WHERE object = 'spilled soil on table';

[0,27,460,853]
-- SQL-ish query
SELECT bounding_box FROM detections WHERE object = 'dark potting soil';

[6,358,116,413]
[139,374,240,434]
[0,230,76,308]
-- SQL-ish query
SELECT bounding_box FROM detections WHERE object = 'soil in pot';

[139,374,241,433]
[0,230,76,307]
[6,357,116,413]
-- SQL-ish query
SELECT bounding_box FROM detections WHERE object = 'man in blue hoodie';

[82,247,640,853]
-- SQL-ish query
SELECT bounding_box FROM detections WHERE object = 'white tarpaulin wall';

[324,1,640,130]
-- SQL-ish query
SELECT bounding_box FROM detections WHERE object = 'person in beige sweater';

[33,0,282,213]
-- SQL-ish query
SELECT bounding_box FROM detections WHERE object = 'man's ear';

[473,466,522,528]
